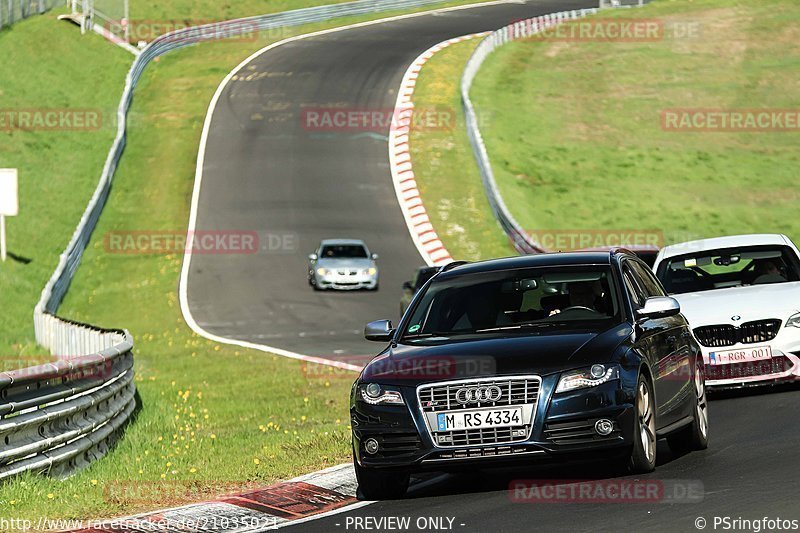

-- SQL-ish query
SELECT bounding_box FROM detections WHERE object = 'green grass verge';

[409,38,516,261]
[0,0,507,521]
[470,0,800,247]
[0,14,131,368]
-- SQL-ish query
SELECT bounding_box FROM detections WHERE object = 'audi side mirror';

[365,319,394,342]
[636,296,681,322]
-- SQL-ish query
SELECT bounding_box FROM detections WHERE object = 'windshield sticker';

[408,324,421,333]
[684,258,697,267]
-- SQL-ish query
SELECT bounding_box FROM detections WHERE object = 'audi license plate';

[709,345,772,365]
[437,407,523,431]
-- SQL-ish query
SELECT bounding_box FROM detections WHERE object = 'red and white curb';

[71,464,365,532]
[388,33,488,268]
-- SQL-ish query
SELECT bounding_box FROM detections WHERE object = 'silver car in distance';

[308,239,379,291]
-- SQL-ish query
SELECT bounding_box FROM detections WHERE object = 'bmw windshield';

[401,266,622,343]
[657,245,800,294]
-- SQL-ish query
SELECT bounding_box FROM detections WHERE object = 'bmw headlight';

[363,267,377,276]
[316,267,331,276]
[786,312,800,328]
[358,383,404,405]
[556,364,620,393]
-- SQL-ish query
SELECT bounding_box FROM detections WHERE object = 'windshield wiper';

[475,322,570,333]
[403,331,462,340]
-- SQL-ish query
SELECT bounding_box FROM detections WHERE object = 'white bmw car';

[653,234,800,388]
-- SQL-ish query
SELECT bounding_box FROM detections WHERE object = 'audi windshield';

[401,266,622,342]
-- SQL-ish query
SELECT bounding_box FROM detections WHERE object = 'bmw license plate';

[437,407,523,431]
[709,345,772,365]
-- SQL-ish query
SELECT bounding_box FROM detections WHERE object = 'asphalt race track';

[289,385,800,532]
[185,0,593,363]
[183,1,800,531]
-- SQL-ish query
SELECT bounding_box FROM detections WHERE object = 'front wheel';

[354,460,409,500]
[628,375,657,474]
[667,362,709,453]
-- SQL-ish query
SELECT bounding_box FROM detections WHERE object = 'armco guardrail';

[461,9,599,254]
[11,0,464,480]
[0,329,135,480]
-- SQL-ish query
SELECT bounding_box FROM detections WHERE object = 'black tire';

[354,460,409,500]
[668,362,709,454]
[628,375,657,474]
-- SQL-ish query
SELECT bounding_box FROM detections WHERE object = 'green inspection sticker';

[408,324,421,333]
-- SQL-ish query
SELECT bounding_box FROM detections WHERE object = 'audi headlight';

[556,364,620,393]
[786,312,800,328]
[316,268,331,276]
[359,383,404,405]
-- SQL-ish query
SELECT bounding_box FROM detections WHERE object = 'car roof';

[580,245,660,253]
[657,234,791,261]
[319,238,367,246]
[440,252,614,278]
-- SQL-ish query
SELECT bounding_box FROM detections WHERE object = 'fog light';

[595,419,614,436]
[364,438,379,454]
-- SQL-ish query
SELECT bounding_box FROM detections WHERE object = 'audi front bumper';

[351,375,637,471]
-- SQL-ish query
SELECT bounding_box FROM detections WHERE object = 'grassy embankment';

[470,0,800,247]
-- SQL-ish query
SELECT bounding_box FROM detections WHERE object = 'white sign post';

[0,169,19,262]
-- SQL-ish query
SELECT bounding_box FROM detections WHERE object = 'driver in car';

[549,281,605,316]
[751,259,787,284]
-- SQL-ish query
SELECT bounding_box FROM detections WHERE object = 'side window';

[622,264,646,308]
[630,261,666,298]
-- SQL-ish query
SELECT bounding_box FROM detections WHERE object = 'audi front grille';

[416,376,541,448]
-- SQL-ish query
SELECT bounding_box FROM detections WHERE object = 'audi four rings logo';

[455,385,503,404]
